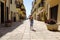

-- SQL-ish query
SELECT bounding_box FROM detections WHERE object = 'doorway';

[14,17,16,22]
[1,2,4,24]
[50,5,58,22]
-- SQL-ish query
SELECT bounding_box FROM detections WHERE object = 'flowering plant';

[45,19,56,24]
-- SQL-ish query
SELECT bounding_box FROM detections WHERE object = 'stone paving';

[0,20,60,40]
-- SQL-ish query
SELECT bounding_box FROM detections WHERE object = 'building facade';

[45,0,60,24]
[0,0,26,25]
[16,0,26,20]
[31,0,60,24]
[10,0,19,22]
[31,0,45,21]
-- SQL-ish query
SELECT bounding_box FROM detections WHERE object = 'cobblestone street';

[0,20,60,40]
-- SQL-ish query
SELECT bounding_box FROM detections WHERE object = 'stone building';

[0,0,26,25]
[15,0,26,20]
[31,0,60,24]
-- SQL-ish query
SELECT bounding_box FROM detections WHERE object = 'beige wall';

[10,0,16,12]
[10,0,18,21]
[57,4,60,24]
[9,12,11,20]
[46,0,59,7]
[19,0,23,3]
[16,13,19,21]
[0,0,5,3]
[46,4,50,20]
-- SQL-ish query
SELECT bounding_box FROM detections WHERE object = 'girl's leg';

[30,23,33,30]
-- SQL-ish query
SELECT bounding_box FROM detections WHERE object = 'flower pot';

[47,24,58,31]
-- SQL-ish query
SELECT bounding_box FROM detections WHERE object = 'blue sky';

[23,0,33,18]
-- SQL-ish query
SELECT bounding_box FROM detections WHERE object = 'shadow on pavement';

[0,21,24,38]
[49,30,60,32]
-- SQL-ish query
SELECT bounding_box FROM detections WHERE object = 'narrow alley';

[0,0,60,40]
[0,20,60,40]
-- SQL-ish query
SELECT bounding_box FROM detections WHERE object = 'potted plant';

[45,19,58,31]
[5,20,12,27]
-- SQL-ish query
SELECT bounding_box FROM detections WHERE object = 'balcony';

[15,0,21,8]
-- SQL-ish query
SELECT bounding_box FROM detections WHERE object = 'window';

[38,3,40,7]
[34,0,36,4]
[15,1,21,8]
[16,3,21,8]
[38,3,44,7]
[40,3,43,7]
[10,0,12,4]
[38,0,44,7]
